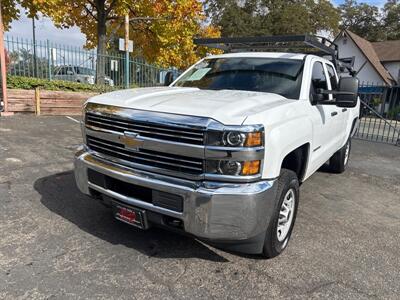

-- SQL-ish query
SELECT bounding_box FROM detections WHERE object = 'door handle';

[342,108,348,112]
[331,111,338,117]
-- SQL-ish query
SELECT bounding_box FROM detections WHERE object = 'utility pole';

[0,0,12,116]
[124,14,130,89]
[32,17,38,78]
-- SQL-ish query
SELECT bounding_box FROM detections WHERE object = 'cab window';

[310,62,328,101]
[57,67,66,75]
[326,64,338,90]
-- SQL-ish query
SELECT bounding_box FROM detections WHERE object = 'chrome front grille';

[86,112,205,145]
[87,135,204,175]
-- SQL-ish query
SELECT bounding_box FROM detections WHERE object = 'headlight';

[205,125,264,179]
[208,160,261,176]
[218,160,242,175]
[224,132,246,146]
[207,128,263,147]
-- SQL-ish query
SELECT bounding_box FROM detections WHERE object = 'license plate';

[113,203,147,229]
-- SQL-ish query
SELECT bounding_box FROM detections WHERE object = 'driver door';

[308,60,342,170]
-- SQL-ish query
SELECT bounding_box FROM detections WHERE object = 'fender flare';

[350,117,359,138]
[262,117,313,179]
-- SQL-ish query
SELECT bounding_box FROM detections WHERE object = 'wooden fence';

[7,89,98,115]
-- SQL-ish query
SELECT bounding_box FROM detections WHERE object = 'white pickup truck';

[74,36,360,258]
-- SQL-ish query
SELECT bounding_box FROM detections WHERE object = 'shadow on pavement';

[317,162,332,173]
[34,171,228,262]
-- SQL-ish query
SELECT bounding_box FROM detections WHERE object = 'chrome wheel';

[344,141,350,166]
[277,189,296,242]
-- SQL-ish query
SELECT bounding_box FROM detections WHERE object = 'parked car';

[54,65,114,86]
[74,35,360,258]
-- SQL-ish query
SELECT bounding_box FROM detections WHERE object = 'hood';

[88,87,291,125]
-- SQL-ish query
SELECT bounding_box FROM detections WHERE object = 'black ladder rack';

[194,34,355,75]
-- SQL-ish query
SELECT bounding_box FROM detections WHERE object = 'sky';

[6,8,86,47]
[5,1,388,48]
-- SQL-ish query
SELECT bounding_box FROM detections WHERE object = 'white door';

[326,63,348,147]
[307,60,342,172]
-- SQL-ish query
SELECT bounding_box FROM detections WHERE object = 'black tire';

[329,138,351,174]
[262,169,299,258]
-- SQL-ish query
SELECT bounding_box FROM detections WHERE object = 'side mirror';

[313,77,359,108]
[164,71,174,86]
[311,92,324,105]
[336,77,359,108]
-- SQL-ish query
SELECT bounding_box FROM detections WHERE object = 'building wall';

[382,62,400,84]
[335,36,386,85]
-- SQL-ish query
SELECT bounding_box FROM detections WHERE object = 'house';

[334,30,397,86]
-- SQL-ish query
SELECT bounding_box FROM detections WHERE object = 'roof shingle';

[372,40,400,62]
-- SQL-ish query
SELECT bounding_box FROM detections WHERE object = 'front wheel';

[329,138,351,173]
[262,169,299,258]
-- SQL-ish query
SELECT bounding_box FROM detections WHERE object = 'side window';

[310,62,328,100]
[58,67,66,75]
[326,64,338,90]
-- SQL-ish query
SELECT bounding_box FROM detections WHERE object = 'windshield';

[173,57,304,99]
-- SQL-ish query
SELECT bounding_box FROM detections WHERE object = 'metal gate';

[356,84,400,146]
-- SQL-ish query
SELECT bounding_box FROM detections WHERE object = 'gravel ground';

[0,115,399,299]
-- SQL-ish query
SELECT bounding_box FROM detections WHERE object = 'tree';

[339,0,385,41]
[0,0,38,30]
[382,0,400,40]
[8,47,50,77]
[206,0,340,37]
[265,0,340,36]
[121,1,220,69]
[0,0,20,29]
[206,0,266,37]
[29,0,219,83]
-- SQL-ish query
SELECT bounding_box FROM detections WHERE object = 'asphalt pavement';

[1,115,399,299]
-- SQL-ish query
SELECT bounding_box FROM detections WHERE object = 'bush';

[387,106,400,120]
[370,97,382,107]
[6,75,118,93]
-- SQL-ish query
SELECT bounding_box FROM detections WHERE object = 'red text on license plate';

[117,207,138,224]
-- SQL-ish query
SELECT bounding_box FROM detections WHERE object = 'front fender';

[262,117,313,179]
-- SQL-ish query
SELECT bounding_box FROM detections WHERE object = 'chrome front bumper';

[74,149,278,253]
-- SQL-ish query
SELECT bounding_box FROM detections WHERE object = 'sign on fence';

[110,60,119,72]
[118,38,133,52]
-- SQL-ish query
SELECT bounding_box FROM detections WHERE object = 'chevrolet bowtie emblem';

[119,132,144,150]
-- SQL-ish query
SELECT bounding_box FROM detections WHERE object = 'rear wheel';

[262,169,299,258]
[329,138,351,173]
